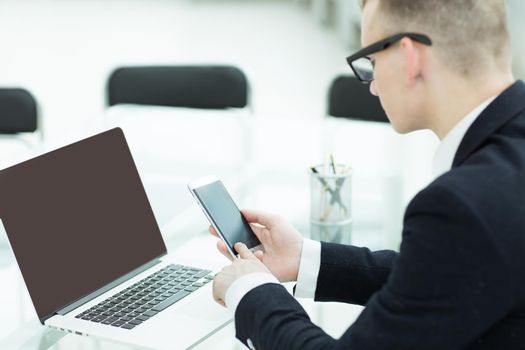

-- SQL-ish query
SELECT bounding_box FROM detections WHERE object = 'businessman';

[211,0,525,348]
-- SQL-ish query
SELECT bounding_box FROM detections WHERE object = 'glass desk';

[0,110,437,349]
[0,167,406,350]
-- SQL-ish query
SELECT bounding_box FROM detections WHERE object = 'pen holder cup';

[310,164,352,244]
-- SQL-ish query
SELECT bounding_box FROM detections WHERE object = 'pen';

[310,166,329,191]
[311,158,349,221]
[329,154,337,175]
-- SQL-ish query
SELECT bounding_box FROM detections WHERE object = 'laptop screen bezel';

[0,128,169,323]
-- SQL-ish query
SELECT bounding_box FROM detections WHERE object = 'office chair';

[0,88,42,170]
[324,75,404,242]
[328,75,389,123]
[324,74,390,159]
[106,65,249,109]
[104,66,252,225]
[0,88,38,134]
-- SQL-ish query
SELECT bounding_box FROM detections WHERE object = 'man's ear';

[400,37,423,86]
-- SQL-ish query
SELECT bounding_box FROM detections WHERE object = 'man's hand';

[213,242,271,307]
[209,209,304,283]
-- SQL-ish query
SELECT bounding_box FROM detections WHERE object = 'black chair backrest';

[0,88,38,133]
[328,75,389,123]
[107,66,249,109]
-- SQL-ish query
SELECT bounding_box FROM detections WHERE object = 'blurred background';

[1,0,523,227]
[1,0,521,139]
[1,0,522,199]
[0,0,352,139]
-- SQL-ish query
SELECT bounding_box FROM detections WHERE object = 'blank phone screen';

[192,180,260,251]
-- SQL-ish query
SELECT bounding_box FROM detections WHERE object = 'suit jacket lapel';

[453,80,525,168]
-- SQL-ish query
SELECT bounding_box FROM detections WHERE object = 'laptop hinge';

[50,257,163,321]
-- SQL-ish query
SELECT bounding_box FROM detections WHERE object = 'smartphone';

[188,176,261,258]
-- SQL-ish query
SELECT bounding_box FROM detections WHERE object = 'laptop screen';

[0,128,167,321]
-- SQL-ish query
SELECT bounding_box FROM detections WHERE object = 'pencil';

[329,154,337,174]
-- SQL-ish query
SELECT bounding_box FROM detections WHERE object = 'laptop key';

[152,291,190,312]
[111,320,126,327]
[121,323,136,330]
[102,316,118,325]
[128,319,143,326]
[143,310,158,317]
[136,315,150,322]
[92,316,107,323]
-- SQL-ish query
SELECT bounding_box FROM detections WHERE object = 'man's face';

[361,0,426,133]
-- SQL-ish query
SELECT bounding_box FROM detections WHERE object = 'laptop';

[0,128,231,349]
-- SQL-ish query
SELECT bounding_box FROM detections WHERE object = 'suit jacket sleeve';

[234,185,514,350]
[315,243,397,305]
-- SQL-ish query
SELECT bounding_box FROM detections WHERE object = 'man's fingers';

[212,275,226,308]
[208,225,219,237]
[251,224,272,244]
[254,250,264,261]
[234,243,257,260]
[217,241,233,261]
[241,209,281,229]
[249,224,267,242]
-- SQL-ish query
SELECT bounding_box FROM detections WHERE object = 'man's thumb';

[235,243,257,260]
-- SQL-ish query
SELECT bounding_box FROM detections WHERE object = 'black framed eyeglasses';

[346,32,432,83]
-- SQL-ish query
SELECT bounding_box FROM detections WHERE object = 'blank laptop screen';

[0,128,167,321]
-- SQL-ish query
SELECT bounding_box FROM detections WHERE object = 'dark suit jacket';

[234,81,525,349]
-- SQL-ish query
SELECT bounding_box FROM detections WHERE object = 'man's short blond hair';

[360,0,511,77]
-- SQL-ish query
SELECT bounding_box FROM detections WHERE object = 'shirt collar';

[432,95,498,178]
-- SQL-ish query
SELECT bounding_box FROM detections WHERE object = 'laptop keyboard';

[75,264,213,330]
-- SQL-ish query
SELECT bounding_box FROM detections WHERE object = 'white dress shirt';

[432,96,497,178]
[225,95,498,314]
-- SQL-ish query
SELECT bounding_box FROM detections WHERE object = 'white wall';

[0,0,349,140]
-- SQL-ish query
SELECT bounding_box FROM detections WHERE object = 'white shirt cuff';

[294,238,321,298]
[225,272,280,315]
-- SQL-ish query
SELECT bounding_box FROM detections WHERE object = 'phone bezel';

[188,176,239,258]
